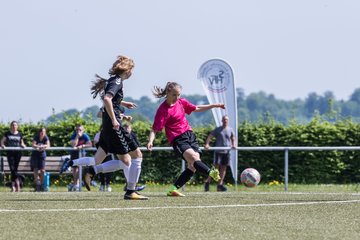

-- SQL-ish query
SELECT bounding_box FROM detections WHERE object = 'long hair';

[109,55,134,76]
[152,82,182,98]
[90,74,107,99]
[90,55,135,99]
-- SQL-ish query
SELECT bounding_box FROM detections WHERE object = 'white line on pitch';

[0,199,359,213]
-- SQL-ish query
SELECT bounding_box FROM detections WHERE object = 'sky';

[1,0,359,123]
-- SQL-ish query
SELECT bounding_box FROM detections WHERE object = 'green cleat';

[209,166,220,182]
[166,186,185,197]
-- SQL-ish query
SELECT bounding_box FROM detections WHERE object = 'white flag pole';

[198,59,238,185]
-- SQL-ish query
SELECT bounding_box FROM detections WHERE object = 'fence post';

[181,160,185,191]
[0,155,3,182]
[78,149,83,192]
[284,148,289,192]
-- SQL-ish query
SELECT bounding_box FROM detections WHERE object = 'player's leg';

[121,130,148,200]
[122,150,148,200]
[167,131,219,197]
[204,153,220,191]
[127,148,143,191]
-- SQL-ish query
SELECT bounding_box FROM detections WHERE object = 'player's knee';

[122,159,131,167]
[134,148,142,158]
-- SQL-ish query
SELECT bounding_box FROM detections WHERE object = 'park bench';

[0,155,69,176]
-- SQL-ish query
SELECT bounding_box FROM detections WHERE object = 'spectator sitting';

[68,124,92,192]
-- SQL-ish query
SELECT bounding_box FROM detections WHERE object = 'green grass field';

[0,184,359,240]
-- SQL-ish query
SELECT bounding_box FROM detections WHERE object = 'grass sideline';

[1,182,359,193]
[0,184,359,239]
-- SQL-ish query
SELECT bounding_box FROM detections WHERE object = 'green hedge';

[1,114,360,184]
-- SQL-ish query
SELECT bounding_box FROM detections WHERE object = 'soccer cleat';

[135,185,146,191]
[106,185,112,192]
[83,166,95,191]
[59,158,70,174]
[209,166,220,182]
[217,184,227,192]
[124,191,148,200]
[123,184,146,192]
[204,182,210,192]
[167,189,185,197]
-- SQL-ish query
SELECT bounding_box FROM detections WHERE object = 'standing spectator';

[68,124,92,192]
[204,115,236,192]
[30,127,50,192]
[146,81,223,197]
[0,121,26,192]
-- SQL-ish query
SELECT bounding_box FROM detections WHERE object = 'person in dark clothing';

[60,55,147,200]
[30,127,50,192]
[1,121,26,192]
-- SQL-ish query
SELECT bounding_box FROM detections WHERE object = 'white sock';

[123,163,130,182]
[127,158,142,190]
[72,157,95,166]
[95,160,129,174]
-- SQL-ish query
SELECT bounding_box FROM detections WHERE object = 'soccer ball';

[240,168,261,187]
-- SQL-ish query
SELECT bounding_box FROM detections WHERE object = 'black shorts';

[99,112,139,155]
[214,152,230,166]
[172,130,202,159]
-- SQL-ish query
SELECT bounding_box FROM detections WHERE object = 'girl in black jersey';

[1,121,26,192]
[60,55,147,200]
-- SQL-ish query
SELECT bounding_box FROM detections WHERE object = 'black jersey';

[104,75,124,117]
[4,131,23,147]
[99,75,139,154]
[3,131,23,156]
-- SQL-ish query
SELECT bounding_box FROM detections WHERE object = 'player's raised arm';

[194,103,225,112]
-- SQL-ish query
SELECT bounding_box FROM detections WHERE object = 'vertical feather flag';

[198,59,238,183]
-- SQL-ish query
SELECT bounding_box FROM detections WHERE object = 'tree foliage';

[34,88,360,126]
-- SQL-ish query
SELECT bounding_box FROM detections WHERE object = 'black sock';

[193,161,210,176]
[174,168,194,189]
[126,189,135,194]
[69,160,74,166]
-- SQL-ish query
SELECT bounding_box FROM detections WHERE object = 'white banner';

[198,59,238,183]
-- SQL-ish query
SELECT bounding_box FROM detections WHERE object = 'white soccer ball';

[240,168,261,187]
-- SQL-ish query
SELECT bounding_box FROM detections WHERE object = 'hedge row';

[1,114,360,184]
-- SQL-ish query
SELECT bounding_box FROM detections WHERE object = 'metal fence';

[1,146,360,192]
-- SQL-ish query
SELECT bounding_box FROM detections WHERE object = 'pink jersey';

[152,98,197,143]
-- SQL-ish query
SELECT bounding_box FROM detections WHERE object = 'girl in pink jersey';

[147,82,224,196]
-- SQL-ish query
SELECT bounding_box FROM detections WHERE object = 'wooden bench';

[0,155,70,175]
